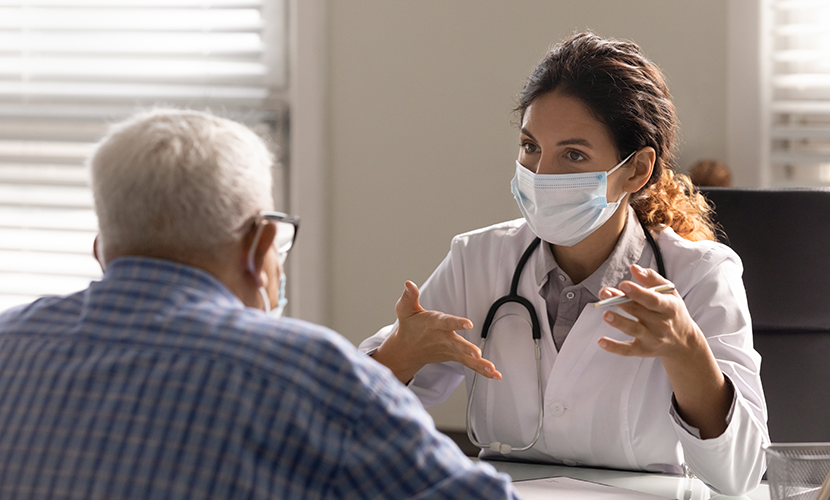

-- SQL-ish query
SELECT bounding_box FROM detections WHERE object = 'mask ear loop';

[607,149,638,176]
[257,286,272,312]
[605,149,639,205]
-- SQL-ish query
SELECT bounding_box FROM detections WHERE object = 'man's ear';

[93,234,105,271]
[623,147,656,193]
[247,222,276,287]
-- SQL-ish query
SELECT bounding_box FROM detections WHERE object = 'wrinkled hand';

[597,264,704,361]
[373,281,502,384]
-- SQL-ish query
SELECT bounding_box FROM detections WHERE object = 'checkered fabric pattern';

[0,257,518,499]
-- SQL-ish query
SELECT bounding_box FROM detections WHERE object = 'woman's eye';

[566,150,585,162]
[521,142,539,154]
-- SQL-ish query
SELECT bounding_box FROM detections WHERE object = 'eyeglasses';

[257,211,300,254]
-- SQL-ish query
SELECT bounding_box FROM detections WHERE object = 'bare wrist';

[374,337,421,384]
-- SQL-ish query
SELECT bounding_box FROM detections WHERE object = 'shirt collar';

[101,256,243,307]
[533,207,647,296]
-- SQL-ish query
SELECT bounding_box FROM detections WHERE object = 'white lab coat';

[360,217,769,496]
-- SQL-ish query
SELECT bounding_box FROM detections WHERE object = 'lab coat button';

[558,274,566,282]
[549,401,565,416]
[566,292,575,300]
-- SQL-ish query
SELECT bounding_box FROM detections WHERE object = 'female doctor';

[360,32,768,496]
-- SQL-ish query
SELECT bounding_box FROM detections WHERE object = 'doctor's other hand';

[596,264,705,361]
[372,281,502,384]
[596,264,733,439]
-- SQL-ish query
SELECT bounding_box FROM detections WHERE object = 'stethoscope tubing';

[479,237,542,342]
[466,219,665,455]
[467,336,543,454]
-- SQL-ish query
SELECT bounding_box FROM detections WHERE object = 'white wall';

[320,0,729,429]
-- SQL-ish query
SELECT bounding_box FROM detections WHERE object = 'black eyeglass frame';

[257,210,300,254]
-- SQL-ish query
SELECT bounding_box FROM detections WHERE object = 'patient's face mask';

[272,252,288,317]
[510,150,635,246]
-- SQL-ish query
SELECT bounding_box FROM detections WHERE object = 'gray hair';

[90,109,274,260]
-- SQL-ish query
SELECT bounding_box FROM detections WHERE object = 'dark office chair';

[700,187,830,443]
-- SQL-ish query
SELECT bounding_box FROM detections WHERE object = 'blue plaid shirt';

[0,257,519,499]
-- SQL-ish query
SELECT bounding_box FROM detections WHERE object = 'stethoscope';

[466,219,666,455]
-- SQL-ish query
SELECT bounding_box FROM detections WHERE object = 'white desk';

[476,459,770,500]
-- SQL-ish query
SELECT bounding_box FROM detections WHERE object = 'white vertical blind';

[768,0,830,186]
[0,0,288,312]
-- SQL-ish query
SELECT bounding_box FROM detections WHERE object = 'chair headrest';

[700,187,830,331]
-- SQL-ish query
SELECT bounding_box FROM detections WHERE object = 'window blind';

[0,0,288,312]
[768,0,830,185]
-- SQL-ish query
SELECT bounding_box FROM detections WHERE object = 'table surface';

[476,459,771,500]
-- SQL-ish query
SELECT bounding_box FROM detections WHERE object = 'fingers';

[601,287,686,359]
[396,280,473,331]
[395,280,425,319]
[601,309,647,339]
[451,335,502,380]
[463,354,503,380]
[598,286,625,300]
[614,266,676,312]
[435,311,474,333]
[603,299,672,344]
[629,263,668,288]
[597,336,643,357]
[599,264,668,303]
[392,279,498,379]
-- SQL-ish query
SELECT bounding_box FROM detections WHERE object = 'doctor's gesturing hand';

[597,263,734,439]
[372,281,503,385]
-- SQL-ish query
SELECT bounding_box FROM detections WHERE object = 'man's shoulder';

[226,314,359,370]
[211,313,407,423]
[199,312,387,393]
[1,292,379,403]
[0,294,83,336]
[179,309,355,368]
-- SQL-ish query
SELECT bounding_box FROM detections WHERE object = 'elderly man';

[0,109,519,499]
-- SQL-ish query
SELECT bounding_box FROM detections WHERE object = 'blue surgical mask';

[248,223,288,318]
[273,269,288,318]
[256,273,286,318]
[510,151,635,246]
[253,259,287,318]
[272,251,288,317]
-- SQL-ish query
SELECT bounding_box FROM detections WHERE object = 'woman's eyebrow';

[520,128,593,149]
[556,138,593,148]
[520,128,538,142]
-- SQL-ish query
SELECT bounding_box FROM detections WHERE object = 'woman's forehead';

[521,92,615,149]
